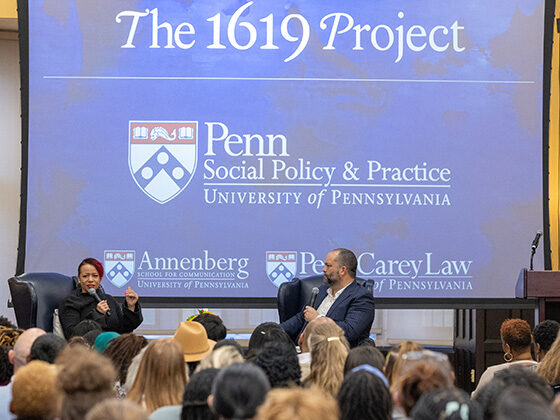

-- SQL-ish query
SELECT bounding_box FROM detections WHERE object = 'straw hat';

[173,321,216,362]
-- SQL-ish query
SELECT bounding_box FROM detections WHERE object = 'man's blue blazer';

[280,280,375,348]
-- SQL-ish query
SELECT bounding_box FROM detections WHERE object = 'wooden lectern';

[516,268,560,322]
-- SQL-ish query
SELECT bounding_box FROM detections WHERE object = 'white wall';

[0,35,21,324]
[0,33,453,345]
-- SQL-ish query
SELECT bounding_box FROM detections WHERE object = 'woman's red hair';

[78,258,104,279]
[500,318,532,352]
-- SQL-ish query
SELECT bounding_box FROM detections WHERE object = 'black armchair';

[277,275,374,323]
[8,272,77,332]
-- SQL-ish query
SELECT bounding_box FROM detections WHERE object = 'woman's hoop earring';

[504,351,513,362]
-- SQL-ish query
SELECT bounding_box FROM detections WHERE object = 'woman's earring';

[504,351,513,362]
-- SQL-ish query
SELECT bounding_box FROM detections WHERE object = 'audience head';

[9,327,45,373]
[214,338,244,356]
[124,346,148,393]
[104,333,149,385]
[247,322,293,360]
[257,387,339,420]
[128,338,187,414]
[344,345,385,375]
[56,344,116,420]
[396,357,455,416]
[337,367,391,420]
[196,345,244,373]
[494,386,556,420]
[209,363,270,420]
[86,399,149,420]
[0,326,22,347]
[386,341,423,392]
[537,332,560,385]
[298,316,336,353]
[252,341,301,388]
[306,321,349,396]
[94,331,120,353]
[0,315,17,329]
[10,360,60,420]
[174,321,216,375]
[533,320,560,361]
[181,368,220,420]
[70,319,101,339]
[29,333,67,364]
[192,312,227,341]
[474,365,554,420]
[67,336,88,347]
[411,388,481,420]
[500,318,532,358]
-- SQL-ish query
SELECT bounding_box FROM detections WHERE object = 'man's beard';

[324,274,336,286]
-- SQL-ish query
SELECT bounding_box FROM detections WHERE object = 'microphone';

[532,230,543,251]
[88,288,111,316]
[309,287,319,308]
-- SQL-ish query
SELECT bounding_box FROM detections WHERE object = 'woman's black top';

[59,288,143,339]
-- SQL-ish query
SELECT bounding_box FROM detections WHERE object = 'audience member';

[343,345,385,375]
[209,363,270,420]
[494,386,556,420]
[124,346,148,393]
[70,319,102,339]
[252,342,301,388]
[246,322,293,360]
[83,329,103,347]
[411,388,481,420]
[473,365,554,420]
[305,321,349,397]
[395,357,455,418]
[533,319,560,362]
[67,335,88,347]
[192,313,227,342]
[86,399,149,420]
[181,368,219,420]
[337,366,391,420]
[297,317,336,381]
[386,341,423,392]
[56,344,116,420]
[29,333,67,364]
[94,331,120,353]
[127,338,187,414]
[213,339,244,356]
[174,321,216,375]
[195,345,244,372]
[256,387,339,420]
[0,328,45,419]
[104,333,149,398]
[473,319,537,396]
[0,327,22,347]
[10,360,60,420]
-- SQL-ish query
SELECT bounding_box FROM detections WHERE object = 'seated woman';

[59,258,143,339]
[472,318,537,396]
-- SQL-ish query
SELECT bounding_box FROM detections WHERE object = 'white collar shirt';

[316,282,351,316]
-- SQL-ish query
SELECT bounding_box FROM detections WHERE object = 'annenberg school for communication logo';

[129,121,198,204]
[266,251,297,287]
[104,250,135,288]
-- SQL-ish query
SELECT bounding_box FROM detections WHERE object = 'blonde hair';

[388,340,423,393]
[195,345,244,372]
[86,399,149,420]
[127,338,187,414]
[537,333,560,384]
[305,323,349,396]
[256,386,339,420]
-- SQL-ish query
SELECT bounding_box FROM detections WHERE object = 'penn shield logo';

[266,251,297,287]
[129,121,198,204]
[104,250,135,287]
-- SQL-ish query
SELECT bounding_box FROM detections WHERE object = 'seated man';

[281,248,375,348]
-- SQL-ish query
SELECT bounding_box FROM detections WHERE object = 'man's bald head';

[298,317,337,353]
[9,328,46,372]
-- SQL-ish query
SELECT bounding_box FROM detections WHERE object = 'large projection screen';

[20,0,547,304]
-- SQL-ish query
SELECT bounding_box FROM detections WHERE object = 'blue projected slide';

[25,0,544,299]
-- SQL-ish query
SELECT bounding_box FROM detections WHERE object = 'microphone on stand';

[309,287,319,308]
[530,230,543,271]
[88,288,111,316]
